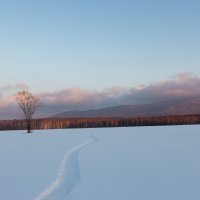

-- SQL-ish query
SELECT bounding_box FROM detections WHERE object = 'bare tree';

[15,91,42,133]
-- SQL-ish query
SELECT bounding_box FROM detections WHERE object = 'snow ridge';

[34,134,97,200]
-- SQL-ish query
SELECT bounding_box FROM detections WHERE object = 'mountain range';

[53,97,200,118]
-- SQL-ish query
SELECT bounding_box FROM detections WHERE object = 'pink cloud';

[0,83,29,92]
[0,72,200,119]
[38,73,200,108]
[0,83,29,108]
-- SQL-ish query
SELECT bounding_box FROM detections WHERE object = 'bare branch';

[15,91,42,133]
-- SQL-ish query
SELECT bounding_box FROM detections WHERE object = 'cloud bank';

[39,73,200,113]
[0,73,200,119]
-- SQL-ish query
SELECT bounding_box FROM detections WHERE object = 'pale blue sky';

[0,0,200,92]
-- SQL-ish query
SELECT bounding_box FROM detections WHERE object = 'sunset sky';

[0,0,200,119]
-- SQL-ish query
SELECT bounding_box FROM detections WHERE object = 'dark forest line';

[0,114,200,131]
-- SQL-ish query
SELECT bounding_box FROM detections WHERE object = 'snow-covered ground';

[0,125,200,200]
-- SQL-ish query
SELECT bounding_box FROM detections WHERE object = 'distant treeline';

[0,114,200,131]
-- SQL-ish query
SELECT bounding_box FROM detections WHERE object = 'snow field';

[0,125,200,200]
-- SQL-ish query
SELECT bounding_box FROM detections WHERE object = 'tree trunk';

[27,120,31,133]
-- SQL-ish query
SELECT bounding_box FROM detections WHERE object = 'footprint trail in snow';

[34,133,98,200]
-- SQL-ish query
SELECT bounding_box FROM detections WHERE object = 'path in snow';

[34,134,98,200]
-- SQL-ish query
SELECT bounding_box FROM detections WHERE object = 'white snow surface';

[0,125,200,200]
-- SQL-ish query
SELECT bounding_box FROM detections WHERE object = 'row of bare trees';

[1,115,200,131]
